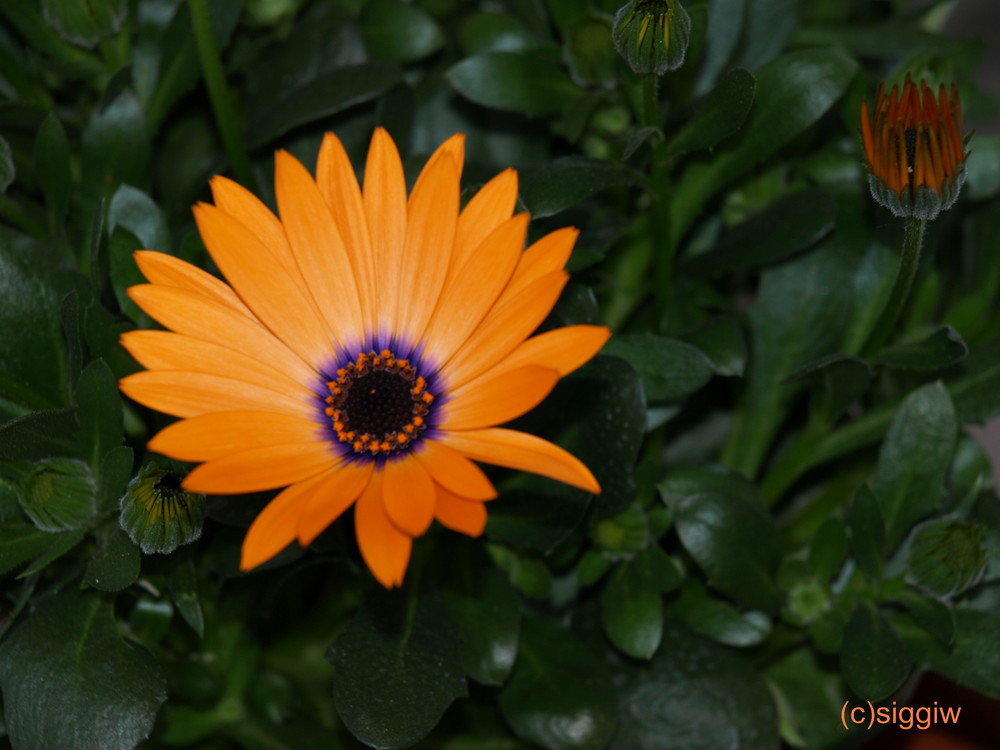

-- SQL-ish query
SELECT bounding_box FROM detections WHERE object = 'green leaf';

[85,523,140,592]
[0,589,166,750]
[765,648,845,750]
[97,445,132,515]
[0,135,13,192]
[499,617,618,750]
[519,156,644,218]
[848,484,885,582]
[784,353,874,424]
[611,616,779,749]
[671,579,771,647]
[81,90,149,196]
[360,0,444,63]
[603,333,715,401]
[327,588,467,748]
[0,409,78,461]
[17,528,85,578]
[666,67,756,158]
[40,0,127,49]
[735,0,797,69]
[875,326,969,371]
[107,183,170,251]
[107,226,147,324]
[667,490,781,612]
[694,0,746,93]
[16,457,97,532]
[563,11,617,85]
[892,608,1000,700]
[168,557,204,638]
[678,316,747,377]
[447,51,580,117]
[871,381,956,551]
[671,49,857,240]
[75,359,123,469]
[458,11,538,55]
[840,602,912,701]
[601,549,666,659]
[442,544,520,685]
[659,465,762,506]
[965,134,1000,200]
[0,524,63,576]
[35,112,73,231]
[809,517,848,582]
[248,63,400,148]
[895,588,955,646]
[684,189,837,277]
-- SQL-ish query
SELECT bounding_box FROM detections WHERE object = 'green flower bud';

[907,518,988,597]
[612,0,691,75]
[119,464,205,555]
[17,458,96,532]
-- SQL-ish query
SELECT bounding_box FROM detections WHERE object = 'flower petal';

[381,456,436,537]
[193,203,333,368]
[181,442,340,494]
[502,226,577,302]
[298,460,374,546]
[126,284,317,386]
[441,427,600,494]
[441,365,559,431]
[240,470,333,570]
[422,213,528,365]
[398,149,459,343]
[275,150,365,349]
[316,132,377,335]
[413,439,496,500]
[443,270,569,388]
[492,325,611,378]
[434,488,487,537]
[148,411,326,462]
[362,128,407,341]
[355,471,411,588]
[451,168,518,281]
[120,371,310,418]
[134,250,253,317]
[120,330,314,399]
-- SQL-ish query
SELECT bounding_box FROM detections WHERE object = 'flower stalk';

[861,216,926,357]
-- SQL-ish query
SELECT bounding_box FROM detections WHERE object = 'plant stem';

[189,0,254,187]
[860,216,926,357]
[642,74,675,333]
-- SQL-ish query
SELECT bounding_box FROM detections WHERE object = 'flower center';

[324,350,434,456]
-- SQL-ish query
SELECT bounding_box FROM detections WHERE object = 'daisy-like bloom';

[119,129,609,587]
[860,74,969,220]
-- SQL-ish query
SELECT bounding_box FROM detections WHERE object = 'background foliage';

[1,0,999,748]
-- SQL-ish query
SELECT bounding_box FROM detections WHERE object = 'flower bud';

[907,518,987,597]
[119,464,205,554]
[860,74,970,220]
[612,0,691,75]
[17,458,96,532]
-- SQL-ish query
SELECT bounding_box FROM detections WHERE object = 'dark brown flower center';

[324,350,434,456]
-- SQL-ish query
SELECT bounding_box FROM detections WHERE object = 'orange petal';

[120,330,314,399]
[355,471,411,588]
[363,128,407,340]
[381,456,435,537]
[440,427,600,494]
[442,270,569,387]
[209,175,309,294]
[412,134,465,195]
[441,365,559,431]
[120,371,310,419]
[451,168,518,282]
[126,284,317,387]
[181,442,339,494]
[491,325,611,378]
[502,227,577,302]
[240,470,333,570]
[398,150,459,342]
[274,150,365,347]
[413,439,496,500]
[298,460,374,546]
[193,203,333,368]
[422,213,528,365]
[434,487,487,537]
[316,133,377,334]
[134,251,253,317]
[148,411,326,462]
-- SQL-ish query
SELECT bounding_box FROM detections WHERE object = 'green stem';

[759,414,826,506]
[642,74,675,333]
[189,0,254,187]
[860,216,926,357]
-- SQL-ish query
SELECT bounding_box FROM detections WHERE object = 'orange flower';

[860,74,968,219]
[119,129,609,587]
